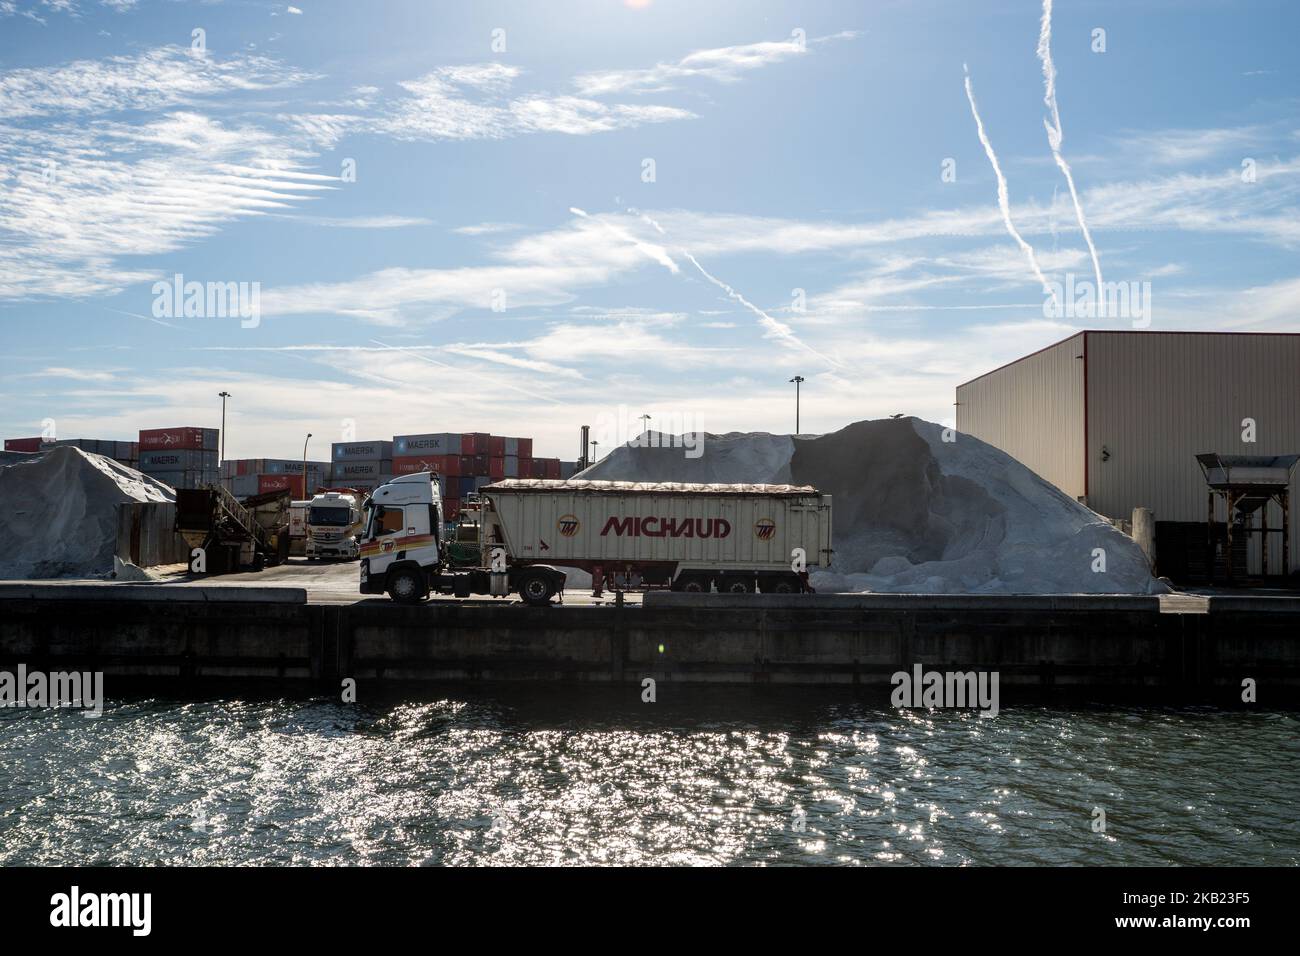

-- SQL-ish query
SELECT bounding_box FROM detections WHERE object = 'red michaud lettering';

[600,515,732,538]
[601,516,636,536]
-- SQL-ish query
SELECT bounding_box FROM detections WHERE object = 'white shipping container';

[481,480,832,572]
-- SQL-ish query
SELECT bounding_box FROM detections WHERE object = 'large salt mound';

[0,446,174,580]
[578,417,1165,595]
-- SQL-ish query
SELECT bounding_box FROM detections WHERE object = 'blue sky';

[1,0,1296,461]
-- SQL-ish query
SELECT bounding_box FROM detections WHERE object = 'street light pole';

[218,391,230,462]
[789,376,805,434]
[302,432,312,498]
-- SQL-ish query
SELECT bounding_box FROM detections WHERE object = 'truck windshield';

[309,506,352,526]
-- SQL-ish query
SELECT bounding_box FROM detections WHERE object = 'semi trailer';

[359,472,832,605]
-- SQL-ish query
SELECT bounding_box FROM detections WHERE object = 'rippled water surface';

[2,688,1296,866]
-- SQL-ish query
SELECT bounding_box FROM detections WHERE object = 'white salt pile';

[0,446,174,580]
[579,417,1166,595]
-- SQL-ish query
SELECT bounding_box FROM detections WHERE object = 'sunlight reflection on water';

[2,688,1296,866]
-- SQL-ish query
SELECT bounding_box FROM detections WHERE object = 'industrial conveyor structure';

[173,485,291,573]
[1197,453,1298,583]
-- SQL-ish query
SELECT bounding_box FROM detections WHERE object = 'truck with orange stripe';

[359,472,833,606]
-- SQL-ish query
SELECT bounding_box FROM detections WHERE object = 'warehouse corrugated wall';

[955,332,1086,500]
[1086,332,1300,575]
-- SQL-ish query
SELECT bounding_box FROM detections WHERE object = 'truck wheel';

[388,568,426,604]
[672,575,710,593]
[759,574,799,594]
[719,575,755,594]
[517,570,556,607]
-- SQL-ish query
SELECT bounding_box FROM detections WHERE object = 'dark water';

[1,688,1296,866]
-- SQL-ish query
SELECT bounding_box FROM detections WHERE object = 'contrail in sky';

[620,206,842,369]
[679,250,844,369]
[1038,0,1103,288]
[962,64,1056,305]
[569,206,678,273]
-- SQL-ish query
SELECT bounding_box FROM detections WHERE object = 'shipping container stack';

[392,432,564,520]
[330,440,393,495]
[137,427,219,490]
[14,437,140,468]
[220,459,330,500]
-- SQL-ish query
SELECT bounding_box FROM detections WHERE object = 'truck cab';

[360,472,566,605]
[306,492,362,560]
[359,473,444,600]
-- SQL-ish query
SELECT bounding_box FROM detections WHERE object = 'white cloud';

[279,112,364,148]
[574,35,818,95]
[373,64,694,142]
[0,46,315,120]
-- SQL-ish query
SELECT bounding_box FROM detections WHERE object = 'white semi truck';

[359,472,832,605]
[306,491,363,560]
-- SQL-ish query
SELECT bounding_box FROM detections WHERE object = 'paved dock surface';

[5,558,641,607]
[4,560,1296,612]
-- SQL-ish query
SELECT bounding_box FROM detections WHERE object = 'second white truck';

[359,473,833,605]
[306,491,363,560]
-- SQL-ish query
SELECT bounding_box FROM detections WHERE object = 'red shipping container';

[461,432,489,455]
[516,457,533,477]
[472,453,489,475]
[443,499,460,520]
[530,459,546,479]
[488,456,505,480]
[439,454,461,476]
[392,456,429,476]
[458,455,475,475]
[544,458,561,480]
[258,474,304,497]
[488,435,506,457]
[517,438,533,458]
[139,426,215,451]
[4,437,41,452]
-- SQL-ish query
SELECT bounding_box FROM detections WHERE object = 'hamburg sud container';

[480,479,833,583]
[139,427,218,451]
[259,474,305,497]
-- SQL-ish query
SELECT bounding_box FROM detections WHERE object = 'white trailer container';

[481,479,832,592]
[359,474,832,604]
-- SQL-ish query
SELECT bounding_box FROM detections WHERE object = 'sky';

[0,0,1296,462]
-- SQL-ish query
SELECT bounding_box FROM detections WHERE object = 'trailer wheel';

[759,574,800,594]
[388,567,426,604]
[718,575,755,594]
[517,570,556,607]
[672,574,710,593]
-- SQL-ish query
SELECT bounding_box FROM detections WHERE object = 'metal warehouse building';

[955,331,1300,581]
